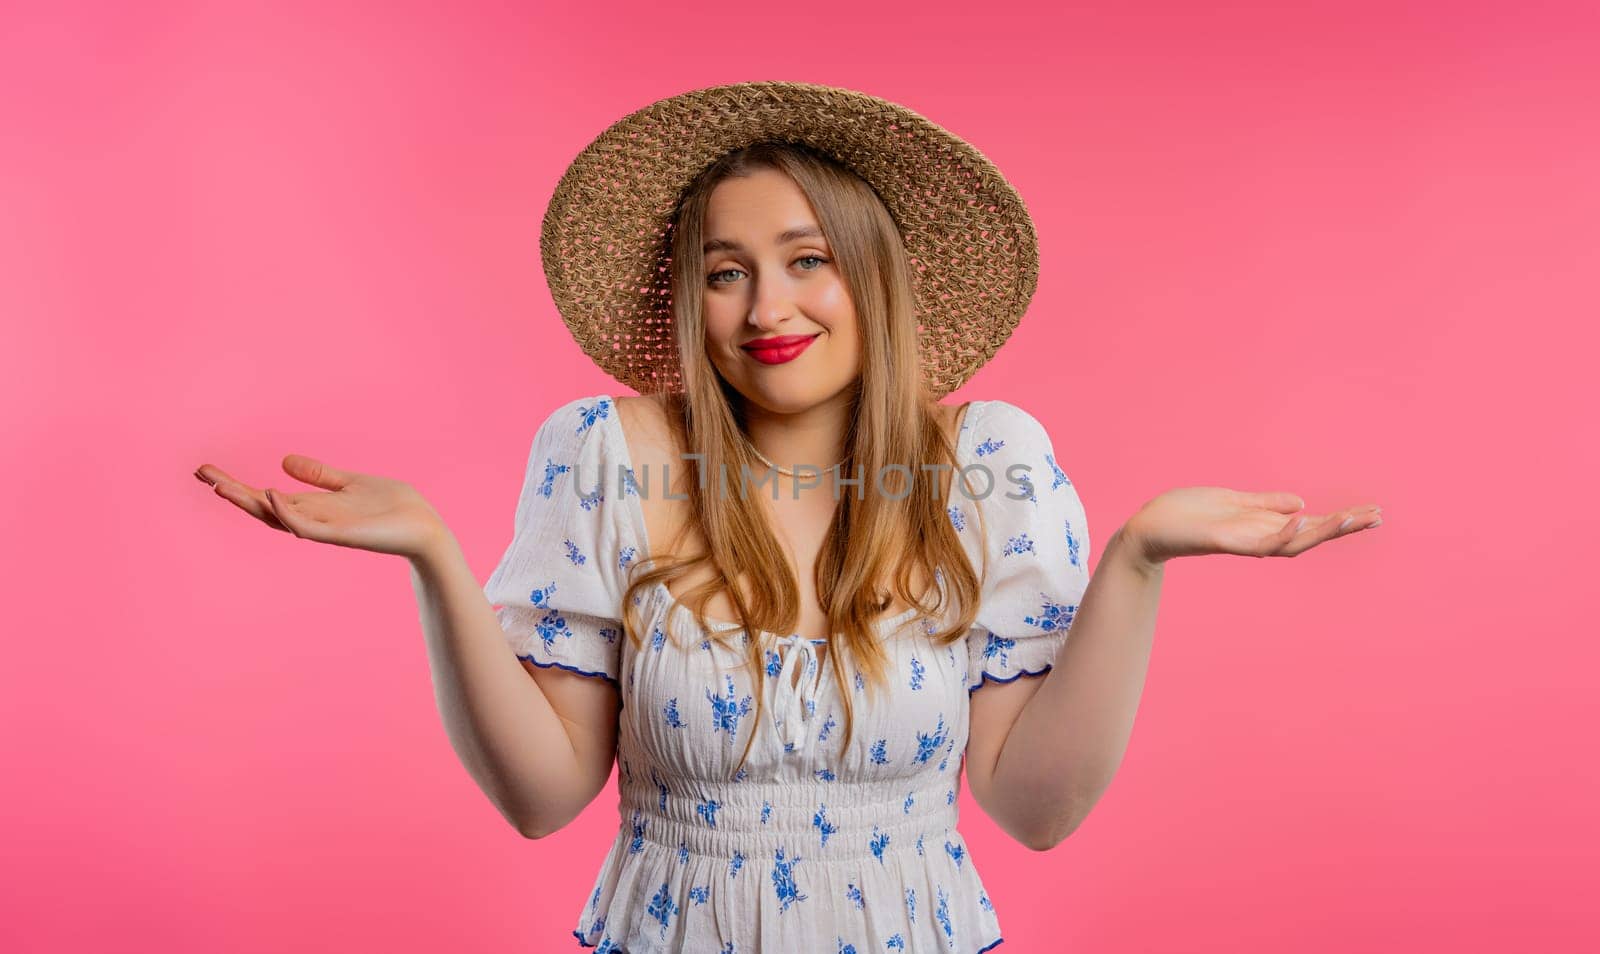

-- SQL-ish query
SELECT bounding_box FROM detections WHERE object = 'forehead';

[704,168,822,239]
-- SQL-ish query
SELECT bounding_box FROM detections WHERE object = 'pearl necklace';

[740,434,844,478]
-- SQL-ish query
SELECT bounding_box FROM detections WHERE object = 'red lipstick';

[741,333,820,366]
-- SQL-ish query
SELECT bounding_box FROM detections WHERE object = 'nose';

[746,273,796,330]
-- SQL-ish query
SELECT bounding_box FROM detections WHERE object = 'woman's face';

[700,167,861,415]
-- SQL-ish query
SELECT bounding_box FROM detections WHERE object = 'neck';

[739,391,853,476]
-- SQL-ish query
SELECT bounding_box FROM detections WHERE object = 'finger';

[282,454,357,491]
[1268,520,1314,557]
[1277,509,1368,557]
[265,487,335,543]
[215,478,290,533]
[263,488,304,538]
[1249,491,1307,514]
[194,464,243,488]
[1253,512,1305,557]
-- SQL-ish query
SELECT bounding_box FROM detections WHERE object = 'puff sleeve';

[958,400,1092,692]
[482,394,643,686]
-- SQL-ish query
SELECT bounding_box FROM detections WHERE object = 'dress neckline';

[596,395,986,642]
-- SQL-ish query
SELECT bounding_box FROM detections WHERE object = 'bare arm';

[193,449,619,841]
[413,530,620,838]
[965,487,1378,849]
[964,524,1162,850]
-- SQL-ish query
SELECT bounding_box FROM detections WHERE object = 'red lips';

[742,333,819,351]
[742,333,820,366]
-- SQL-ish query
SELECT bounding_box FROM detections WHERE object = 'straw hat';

[540,80,1040,399]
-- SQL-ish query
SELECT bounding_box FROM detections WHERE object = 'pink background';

[4,0,1595,951]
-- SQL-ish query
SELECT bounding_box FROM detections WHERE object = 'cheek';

[809,278,858,334]
[702,308,742,351]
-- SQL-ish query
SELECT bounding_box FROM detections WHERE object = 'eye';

[796,255,829,270]
[707,267,745,286]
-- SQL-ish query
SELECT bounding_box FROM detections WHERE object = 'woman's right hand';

[194,454,452,561]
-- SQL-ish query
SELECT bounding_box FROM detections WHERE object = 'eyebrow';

[703,225,825,254]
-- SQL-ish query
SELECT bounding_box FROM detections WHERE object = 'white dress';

[483,394,1091,953]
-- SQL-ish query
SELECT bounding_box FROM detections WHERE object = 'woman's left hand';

[1121,487,1382,567]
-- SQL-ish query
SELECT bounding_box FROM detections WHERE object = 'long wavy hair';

[617,141,990,772]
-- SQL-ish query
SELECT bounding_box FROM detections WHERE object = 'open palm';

[193,454,448,559]
[1125,486,1382,565]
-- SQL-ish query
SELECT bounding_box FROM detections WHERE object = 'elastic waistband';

[616,771,960,860]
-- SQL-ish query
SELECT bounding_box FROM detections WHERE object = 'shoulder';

[613,393,672,443]
[965,398,1044,430]
[518,396,632,487]
[934,399,973,447]
[535,394,619,441]
[613,393,684,471]
[960,399,1056,451]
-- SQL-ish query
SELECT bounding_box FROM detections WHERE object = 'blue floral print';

[1046,452,1070,490]
[813,804,838,847]
[1015,471,1037,503]
[1022,594,1077,632]
[772,847,807,912]
[914,715,948,764]
[628,812,646,855]
[936,886,954,946]
[706,675,753,739]
[534,458,568,499]
[646,881,678,938]
[1000,532,1035,556]
[534,610,572,651]
[482,395,1090,953]
[652,770,669,811]
[869,828,890,863]
[818,712,837,742]
[981,633,1016,668]
[575,398,611,434]
[578,483,604,511]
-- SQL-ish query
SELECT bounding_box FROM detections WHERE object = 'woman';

[194,83,1380,953]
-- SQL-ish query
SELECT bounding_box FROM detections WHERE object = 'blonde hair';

[618,141,986,772]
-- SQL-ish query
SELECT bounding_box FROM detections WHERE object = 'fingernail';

[1338,516,1353,531]
[1369,517,1382,527]
[193,469,213,486]
[1294,517,1308,532]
